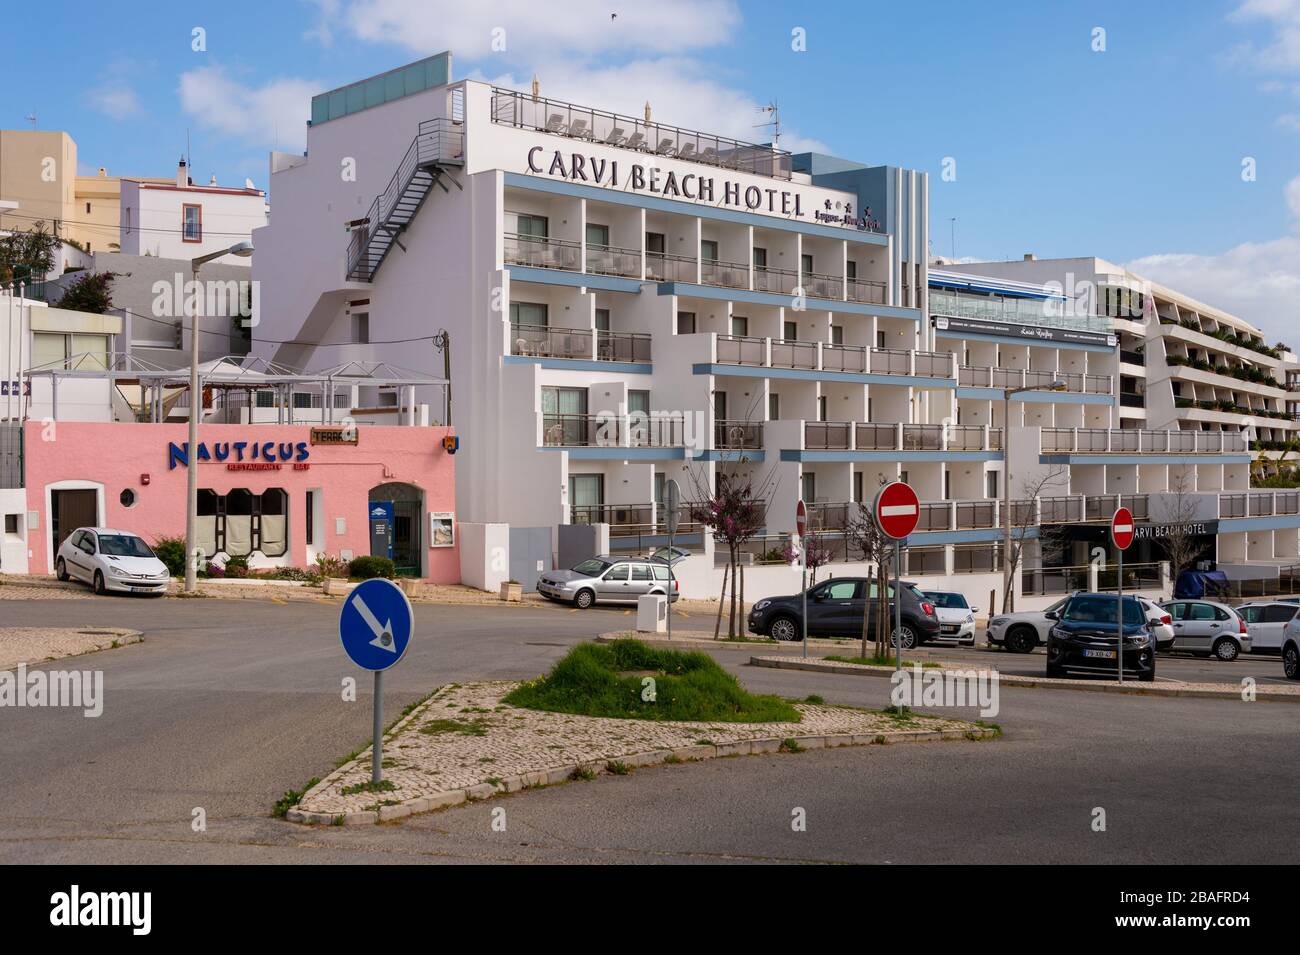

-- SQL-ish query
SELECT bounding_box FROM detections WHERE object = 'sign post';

[796,499,808,657]
[665,479,680,641]
[1110,506,1135,684]
[339,578,414,783]
[874,481,920,711]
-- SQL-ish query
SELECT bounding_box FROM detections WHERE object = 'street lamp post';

[184,241,254,594]
[1000,379,1067,614]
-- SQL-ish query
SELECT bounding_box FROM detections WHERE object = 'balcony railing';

[846,278,887,305]
[627,414,687,448]
[511,324,592,359]
[505,232,581,271]
[700,258,750,289]
[714,336,955,379]
[958,366,1113,395]
[571,502,708,536]
[769,339,819,370]
[822,344,867,374]
[752,266,799,295]
[585,243,641,278]
[596,329,651,363]
[802,421,1003,452]
[716,334,766,366]
[646,251,697,283]
[714,419,763,450]
[801,271,843,300]
[1041,428,1249,454]
[542,413,607,446]
[1119,392,1145,408]
[1219,490,1300,519]
[491,86,794,181]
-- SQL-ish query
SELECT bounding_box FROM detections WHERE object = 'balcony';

[929,286,1111,335]
[715,335,955,380]
[801,271,843,300]
[714,419,763,450]
[585,243,641,278]
[1119,392,1145,408]
[1219,490,1300,518]
[958,365,1113,395]
[596,329,651,363]
[646,251,697,283]
[802,496,1150,533]
[571,502,708,536]
[1041,428,1249,454]
[505,232,581,271]
[700,258,750,289]
[511,324,592,359]
[542,413,685,447]
[846,278,887,305]
[804,421,1002,452]
[491,87,795,181]
[752,266,800,296]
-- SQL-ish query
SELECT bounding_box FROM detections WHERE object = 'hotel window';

[645,232,666,254]
[730,315,749,337]
[585,223,609,248]
[5,514,19,535]
[182,203,202,243]
[783,321,797,342]
[124,208,131,234]
[817,395,827,422]
[700,239,718,262]
[305,491,316,546]
[853,471,863,503]
[256,390,276,408]
[509,302,548,327]
[85,202,91,214]
[350,311,369,344]
[831,325,844,345]
[801,473,816,503]
[801,253,814,277]
[293,392,314,409]
[31,332,109,370]
[197,488,288,558]
[768,393,779,420]
[512,213,548,237]
[628,390,650,415]
[876,330,887,348]
[753,247,767,269]
[595,308,610,331]
[677,311,696,334]
[986,471,999,499]
[944,471,952,500]
[846,260,857,281]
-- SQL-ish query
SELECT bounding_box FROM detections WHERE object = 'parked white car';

[1234,601,1300,654]
[1282,625,1300,680]
[1137,597,1176,652]
[921,590,978,646]
[986,597,1066,652]
[1160,599,1251,660]
[55,528,170,596]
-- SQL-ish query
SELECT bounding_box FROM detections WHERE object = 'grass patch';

[569,765,596,781]
[605,760,633,775]
[418,718,489,737]
[271,777,319,818]
[779,737,804,753]
[663,754,684,764]
[340,779,396,797]
[503,639,799,723]
[825,654,940,668]
[803,694,825,704]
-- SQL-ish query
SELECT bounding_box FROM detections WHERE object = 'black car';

[1045,592,1157,682]
[747,577,941,647]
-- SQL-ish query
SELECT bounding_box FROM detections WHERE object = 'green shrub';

[349,555,396,580]
[152,535,186,577]
[223,555,250,578]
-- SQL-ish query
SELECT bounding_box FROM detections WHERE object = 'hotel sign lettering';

[1133,521,1218,541]
[525,146,880,231]
[167,439,310,470]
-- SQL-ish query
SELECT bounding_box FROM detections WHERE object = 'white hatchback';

[55,527,171,596]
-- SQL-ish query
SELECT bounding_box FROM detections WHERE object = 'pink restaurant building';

[20,420,460,581]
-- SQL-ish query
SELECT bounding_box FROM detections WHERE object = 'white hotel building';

[252,54,1296,600]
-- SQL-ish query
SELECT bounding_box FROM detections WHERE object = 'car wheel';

[1005,626,1038,654]
[573,588,595,610]
[93,571,107,596]
[1283,643,1300,681]
[1212,637,1240,662]
[56,558,69,582]
[891,625,918,651]
[769,615,800,642]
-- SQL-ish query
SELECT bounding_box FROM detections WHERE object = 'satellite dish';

[244,178,256,189]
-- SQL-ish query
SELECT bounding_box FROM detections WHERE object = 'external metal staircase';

[345,118,464,282]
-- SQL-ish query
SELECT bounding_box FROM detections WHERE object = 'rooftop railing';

[1041,428,1249,454]
[491,87,794,180]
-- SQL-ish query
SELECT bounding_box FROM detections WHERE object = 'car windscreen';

[1063,595,1144,626]
[925,592,968,609]
[98,535,156,558]
[571,559,612,576]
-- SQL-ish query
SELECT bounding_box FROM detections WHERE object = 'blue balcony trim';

[507,264,645,294]
[693,362,954,388]
[1040,454,1251,466]
[782,449,1001,463]
[503,172,890,246]
[1218,515,1300,533]
[957,387,1114,404]
[658,281,920,321]
[504,354,652,374]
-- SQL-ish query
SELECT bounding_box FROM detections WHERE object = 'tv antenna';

[25,112,37,129]
[754,101,781,148]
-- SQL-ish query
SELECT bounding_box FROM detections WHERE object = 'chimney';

[1023,252,1037,261]
[97,167,107,177]
[644,101,652,123]
[531,74,540,102]
[176,157,188,188]
[209,174,218,186]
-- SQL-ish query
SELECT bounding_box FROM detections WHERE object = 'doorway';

[51,488,97,557]
[368,482,423,576]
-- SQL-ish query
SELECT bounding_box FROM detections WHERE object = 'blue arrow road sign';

[339,578,413,671]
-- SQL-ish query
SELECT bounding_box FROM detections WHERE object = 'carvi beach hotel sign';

[524,145,881,231]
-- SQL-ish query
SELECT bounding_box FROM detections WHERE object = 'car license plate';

[1083,649,1116,659]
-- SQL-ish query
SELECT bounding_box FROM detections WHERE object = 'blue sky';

[4,0,1299,338]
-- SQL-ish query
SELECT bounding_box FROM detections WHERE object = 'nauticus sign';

[525,145,880,231]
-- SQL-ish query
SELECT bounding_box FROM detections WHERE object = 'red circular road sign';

[1111,506,1135,551]
[796,499,808,537]
[874,481,920,540]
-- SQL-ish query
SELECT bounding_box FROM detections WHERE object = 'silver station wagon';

[538,555,679,609]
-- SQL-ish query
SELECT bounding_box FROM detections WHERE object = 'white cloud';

[1276,111,1300,129]
[178,65,318,152]
[1227,0,1300,71]
[88,85,142,120]
[325,0,740,58]
[1125,175,1300,345]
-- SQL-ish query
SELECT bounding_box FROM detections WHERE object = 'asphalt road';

[1,595,1296,863]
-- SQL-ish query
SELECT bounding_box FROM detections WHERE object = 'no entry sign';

[796,498,807,537]
[1111,507,1135,551]
[874,481,920,540]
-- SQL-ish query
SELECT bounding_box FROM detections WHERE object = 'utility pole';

[434,329,451,425]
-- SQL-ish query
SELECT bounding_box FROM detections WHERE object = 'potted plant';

[499,579,523,602]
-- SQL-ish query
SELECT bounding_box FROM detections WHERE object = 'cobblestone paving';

[0,583,93,601]
[295,681,985,822]
[0,628,142,670]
